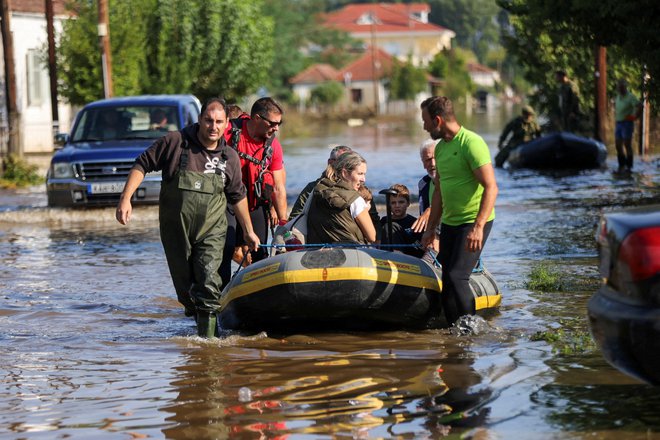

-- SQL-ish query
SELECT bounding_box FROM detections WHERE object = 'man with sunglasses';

[221,97,287,282]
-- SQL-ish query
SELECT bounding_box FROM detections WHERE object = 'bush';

[0,154,44,188]
[310,81,344,106]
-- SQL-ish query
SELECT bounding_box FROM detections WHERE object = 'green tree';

[57,0,274,105]
[310,81,344,107]
[428,49,474,101]
[58,0,152,104]
[498,0,659,110]
[428,0,501,63]
[388,59,427,101]
[265,0,360,101]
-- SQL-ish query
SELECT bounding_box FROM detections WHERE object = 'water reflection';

[162,332,494,438]
[1,109,659,438]
[534,382,660,434]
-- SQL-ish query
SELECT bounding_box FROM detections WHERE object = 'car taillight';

[618,227,660,281]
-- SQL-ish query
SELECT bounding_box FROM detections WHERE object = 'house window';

[26,49,46,107]
[351,89,363,104]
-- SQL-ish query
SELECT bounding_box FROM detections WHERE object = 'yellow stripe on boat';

[222,266,442,305]
[475,293,502,310]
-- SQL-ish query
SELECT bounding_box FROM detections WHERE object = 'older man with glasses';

[220,97,287,284]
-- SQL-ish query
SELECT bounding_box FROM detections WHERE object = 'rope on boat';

[256,243,484,273]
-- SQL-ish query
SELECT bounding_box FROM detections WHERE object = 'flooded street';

[1,107,659,439]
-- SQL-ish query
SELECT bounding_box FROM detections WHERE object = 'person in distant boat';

[495,105,542,167]
[115,98,260,338]
[420,96,498,325]
[555,70,581,132]
[614,79,642,172]
[379,184,424,257]
[307,151,377,245]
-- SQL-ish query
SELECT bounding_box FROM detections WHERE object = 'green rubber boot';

[196,312,218,338]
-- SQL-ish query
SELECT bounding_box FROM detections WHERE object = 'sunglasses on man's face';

[258,114,283,128]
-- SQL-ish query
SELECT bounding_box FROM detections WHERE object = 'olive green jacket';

[307,178,365,244]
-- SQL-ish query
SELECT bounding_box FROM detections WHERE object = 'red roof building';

[291,49,432,114]
[322,3,454,67]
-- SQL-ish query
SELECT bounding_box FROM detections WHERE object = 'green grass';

[531,318,597,355]
[526,262,565,291]
[0,154,44,188]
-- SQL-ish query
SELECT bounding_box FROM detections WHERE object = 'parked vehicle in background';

[587,205,660,385]
[47,95,201,207]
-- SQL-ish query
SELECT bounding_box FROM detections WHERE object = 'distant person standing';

[419,96,498,325]
[555,70,581,132]
[495,105,542,167]
[614,79,642,172]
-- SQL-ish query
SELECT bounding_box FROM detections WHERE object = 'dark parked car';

[47,95,201,207]
[587,205,660,385]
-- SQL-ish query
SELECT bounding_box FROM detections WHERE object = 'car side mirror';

[54,133,69,149]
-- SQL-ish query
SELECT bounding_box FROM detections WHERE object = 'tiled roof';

[290,64,341,84]
[467,62,496,73]
[323,3,450,34]
[11,0,69,15]
[338,47,395,82]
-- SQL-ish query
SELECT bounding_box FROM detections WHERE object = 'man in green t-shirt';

[614,79,642,172]
[420,96,499,325]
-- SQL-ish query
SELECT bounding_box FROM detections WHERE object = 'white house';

[322,3,455,67]
[467,62,501,89]
[1,0,73,154]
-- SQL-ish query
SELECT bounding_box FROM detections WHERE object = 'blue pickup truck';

[46,95,201,208]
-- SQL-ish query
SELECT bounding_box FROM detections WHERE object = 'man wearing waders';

[116,98,260,337]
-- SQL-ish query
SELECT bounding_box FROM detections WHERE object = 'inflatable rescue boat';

[218,247,501,332]
[507,131,607,170]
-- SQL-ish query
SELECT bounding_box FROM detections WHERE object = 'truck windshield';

[71,105,180,142]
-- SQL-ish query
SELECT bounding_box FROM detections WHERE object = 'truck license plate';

[88,182,125,194]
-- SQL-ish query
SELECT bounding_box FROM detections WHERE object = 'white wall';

[11,12,73,154]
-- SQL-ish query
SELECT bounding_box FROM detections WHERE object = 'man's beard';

[429,127,442,140]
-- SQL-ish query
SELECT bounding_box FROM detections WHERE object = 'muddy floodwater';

[1,108,659,439]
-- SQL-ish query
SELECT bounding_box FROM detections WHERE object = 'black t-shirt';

[379,214,424,257]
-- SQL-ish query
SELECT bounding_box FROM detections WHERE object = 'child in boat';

[379,184,424,257]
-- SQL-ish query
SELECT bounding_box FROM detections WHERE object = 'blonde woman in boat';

[307,151,377,245]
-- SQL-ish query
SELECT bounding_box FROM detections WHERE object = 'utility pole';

[638,65,650,157]
[0,0,21,158]
[370,16,379,116]
[97,0,113,98]
[594,46,607,143]
[45,0,59,137]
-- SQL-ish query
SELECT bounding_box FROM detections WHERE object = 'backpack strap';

[229,117,274,171]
